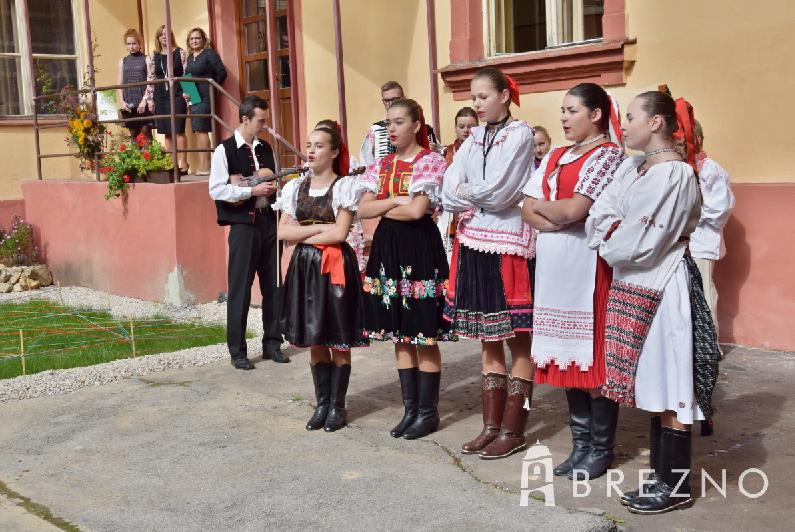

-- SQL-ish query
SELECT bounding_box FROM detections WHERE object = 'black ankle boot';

[554,388,592,476]
[402,371,441,440]
[306,362,333,430]
[621,416,662,505]
[324,364,351,432]
[569,396,619,481]
[390,367,419,438]
[628,427,694,514]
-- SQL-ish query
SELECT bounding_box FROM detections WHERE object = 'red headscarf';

[319,121,350,176]
[673,98,698,172]
[415,107,431,150]
[506,75,521,107]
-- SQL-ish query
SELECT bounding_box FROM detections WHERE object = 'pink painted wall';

[715,184,795,351]
[22,180,227,304]
[17,179,795,351]
[0,199,25,229]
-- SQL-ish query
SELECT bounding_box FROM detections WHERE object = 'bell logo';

[520,441,556,507]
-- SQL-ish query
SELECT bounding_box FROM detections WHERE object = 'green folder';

[180,74,202,106]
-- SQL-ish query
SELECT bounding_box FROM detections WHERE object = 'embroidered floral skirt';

[280,242,368,351]
[362,216,456,345]
[444,241,534,342]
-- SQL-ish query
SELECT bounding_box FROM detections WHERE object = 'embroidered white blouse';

[356,151,447,206]
[442,120,535,257]
[585,157,701,292]
[275,176,362,220]
[523,145,625,201]
[690,157,735,260]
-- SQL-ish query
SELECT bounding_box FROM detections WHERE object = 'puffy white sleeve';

[597,162,700,269]
[586,157,638,245]
[352,159,381,197]
[522,149,554,199]
[273,177,303,219]
[573,145,624,201]
[441,135,475,212]
[359,127,376,167]
[332,176,364,214]
[698,158,735,232]
[462,124,534,211]
[409,151,447,205]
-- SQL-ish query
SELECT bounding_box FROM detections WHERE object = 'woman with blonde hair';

[184,27,227,175]
[148,25,188,173]
[117,29,153,140]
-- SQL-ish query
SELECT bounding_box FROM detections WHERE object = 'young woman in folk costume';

[312,119,368,273]
[521,83,625,480]
[357,99,454,440]
[442,67,536,460]
[437,107,479,259]
[585,92,719,514]
[277,124,368,433]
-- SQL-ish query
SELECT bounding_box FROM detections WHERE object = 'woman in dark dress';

[117,29,152,140]
[278,123,367,432]
[148,25,188,172]
[183,27,227,175]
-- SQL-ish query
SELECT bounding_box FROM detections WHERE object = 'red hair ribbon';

[673,98,697,172]
[329,120,351,176]
[506,75,521,107]
[607,94,622,145]
[415,107,431,150]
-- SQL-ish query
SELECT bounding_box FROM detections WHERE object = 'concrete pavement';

[0,341,791,531]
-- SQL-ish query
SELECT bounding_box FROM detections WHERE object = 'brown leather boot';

[479,375,532,460]
[461,372,508,454]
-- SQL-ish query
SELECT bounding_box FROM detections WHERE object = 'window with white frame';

[0,0,79,116]
[485,0,604,56]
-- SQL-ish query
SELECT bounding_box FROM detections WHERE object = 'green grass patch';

[0,299,231,380]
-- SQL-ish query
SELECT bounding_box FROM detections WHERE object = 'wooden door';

[238,0,299,167]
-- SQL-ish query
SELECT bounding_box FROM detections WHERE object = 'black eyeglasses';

[382,97,401,104]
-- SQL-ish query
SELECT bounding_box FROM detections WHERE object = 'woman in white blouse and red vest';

[442,67,536,460]
[522,83,625,481]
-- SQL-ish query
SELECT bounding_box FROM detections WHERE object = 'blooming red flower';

[100,166,113,174]
[143,151,151,161]
[119,144,126,151]
[136,133,147,147]
[123,175,130,183]
[107,131,113,136]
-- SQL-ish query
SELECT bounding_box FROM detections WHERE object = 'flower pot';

[146,170,174,184]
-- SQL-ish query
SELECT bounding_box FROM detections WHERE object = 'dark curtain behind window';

[513,0,546,53]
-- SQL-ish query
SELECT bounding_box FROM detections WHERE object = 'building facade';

[0,0,792,350]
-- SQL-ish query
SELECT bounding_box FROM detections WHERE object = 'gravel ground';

[0,286,267,404]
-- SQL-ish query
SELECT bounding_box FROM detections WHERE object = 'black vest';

[215,135,276,226]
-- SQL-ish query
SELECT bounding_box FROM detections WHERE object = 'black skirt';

[280,242,367,350]
[362,215,456,345]
[154,92,187,134]
[444,244,534,341]
[189,99,211,132]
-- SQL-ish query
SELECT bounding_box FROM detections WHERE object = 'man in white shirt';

[209,95,289,369]
[359,81,440,167]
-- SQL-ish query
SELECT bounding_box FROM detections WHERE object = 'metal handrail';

[31,76,305,182]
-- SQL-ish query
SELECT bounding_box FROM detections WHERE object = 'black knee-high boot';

[628,427,694,514]
[569,396,619,480]
[390,367,419,438]
[324,364,351,432]
[402,371,441,440]
[306,362,333,430]
[621,416,662,505]
[554,388,592,476]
